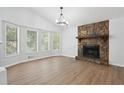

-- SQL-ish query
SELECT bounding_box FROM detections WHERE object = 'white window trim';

[26,29,38,53]
[4,22,20,57]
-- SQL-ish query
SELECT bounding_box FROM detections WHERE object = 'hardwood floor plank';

[7,56,124,85]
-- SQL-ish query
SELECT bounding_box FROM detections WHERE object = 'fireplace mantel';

[76,34,108,41]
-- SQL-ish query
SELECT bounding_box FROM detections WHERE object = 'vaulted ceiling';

[29,7,124,26]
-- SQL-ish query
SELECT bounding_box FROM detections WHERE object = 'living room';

[0,7,124,85]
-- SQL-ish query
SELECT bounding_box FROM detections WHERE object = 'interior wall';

[109,17,124,67]
[62,18,124,67]
[0,8,61,67]
[62,26,78,57]
[0,21,2,64]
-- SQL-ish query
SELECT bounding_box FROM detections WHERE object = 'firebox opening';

[83,45,100,59]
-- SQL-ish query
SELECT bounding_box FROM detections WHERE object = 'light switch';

[0,41,2,44]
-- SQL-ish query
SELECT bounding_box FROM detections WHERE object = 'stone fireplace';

[76,20,109,65]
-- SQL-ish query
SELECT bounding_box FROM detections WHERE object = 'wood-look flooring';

[7,56,124,85]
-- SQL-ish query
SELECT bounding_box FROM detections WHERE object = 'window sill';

[5,54,20,58]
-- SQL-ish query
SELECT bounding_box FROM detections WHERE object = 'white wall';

[62,18,124,67]
[109,18,124,67]
[0,67,7,84]
[0,8,61,67]
[62,26,78,57]
[0,19,3,65]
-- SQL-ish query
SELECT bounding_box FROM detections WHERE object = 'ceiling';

[29,7,124,26]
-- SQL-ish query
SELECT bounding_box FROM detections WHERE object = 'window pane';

[53,32,61,50]
[6,25,18,56]
[41,32,49,51]
[27,31,37,53]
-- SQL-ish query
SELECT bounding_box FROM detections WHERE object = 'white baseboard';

[61,54,75,58]
[109,63,124,67]
[5,55,61,68]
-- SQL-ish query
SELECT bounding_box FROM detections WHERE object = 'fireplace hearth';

[83,45,100,59]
